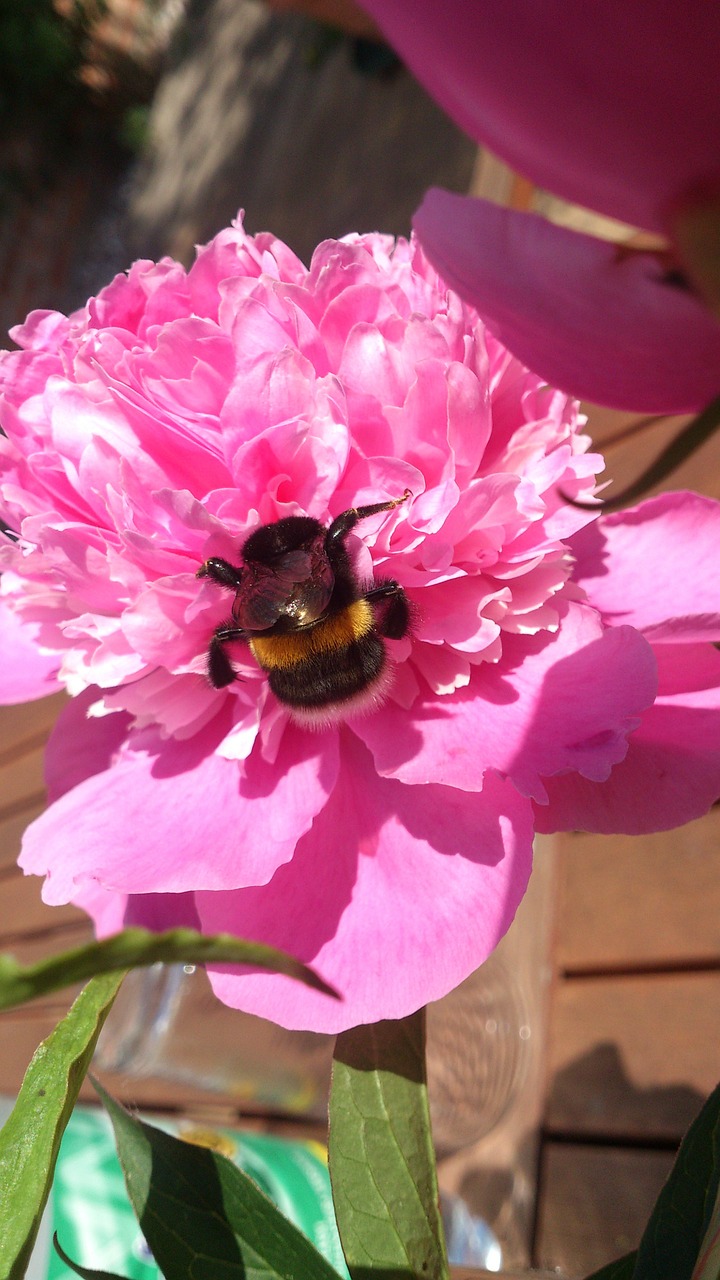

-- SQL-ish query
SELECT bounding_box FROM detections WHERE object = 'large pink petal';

[571,492,720,642]
[194,734,534,1032]
[44,688,132,802]
[0,597,61,703]
[414,192,720,413]
[72,882,133,937]
[360,0,720,234]
[20,717,339,900]
[356,603,657,803]
[75,884,202,939]
[535,643,720,834]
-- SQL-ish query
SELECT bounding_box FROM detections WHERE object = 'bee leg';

[366,580,412,639]
[206,623,247,688]
[197,557,243,590]
[326,489,412,545]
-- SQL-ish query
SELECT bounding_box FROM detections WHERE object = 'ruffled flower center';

[0,223,602,752]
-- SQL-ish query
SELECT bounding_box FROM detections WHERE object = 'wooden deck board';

[583,404,720,505]
[547,971,717,1142]
[0,867,88,941]
[0,746,46,821]
[0,918,93,964]
[0,805,45,872]
[0,694,66,755]
[536,1143,675,1276]
[556,813,720,973]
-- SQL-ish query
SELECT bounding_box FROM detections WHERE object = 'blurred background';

[0,0,476,329]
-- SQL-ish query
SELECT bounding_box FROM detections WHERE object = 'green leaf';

[633,1080,720,1280]
[0,972,124,1280]
[583,1251,637,1280]
[693,1196,720,1280]
[328,1009,449,1280]
[95,1080,344,1280]
[0,925,337,1011]
[53,1234,130,1280]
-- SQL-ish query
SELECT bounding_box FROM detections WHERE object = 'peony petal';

[20,717,339,900]
[535,642,720,834]
[360,0,720,234]
[5,213,720,1034]
[357,603,657,802]
[44,688,132,802]
[0,596,61,703]
[195,734,535,1032]
[571,492,720,642]
[72,882,133,937]
[75,884,202,939]
[414,192,720,413]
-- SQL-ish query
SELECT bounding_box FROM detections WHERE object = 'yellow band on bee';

[249,598,374,669]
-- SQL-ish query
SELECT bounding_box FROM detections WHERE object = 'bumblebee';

[197,490,413,724]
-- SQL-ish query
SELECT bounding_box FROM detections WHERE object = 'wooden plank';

[1,918,93,965]
[0,1010,75,1094]
[0,803,44,872]
[556,810,720,972]
[0,694,65,758]
[0,866,87,942]
[546,972,717,1141]
[535,1143,675,1276]
[0,695,62,884]
[0,745,46,821]
[581,403,720,504]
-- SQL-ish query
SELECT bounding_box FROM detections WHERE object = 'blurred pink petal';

[414,191,720,412]
[0,595,60,703]
[357,1,720,409]
[359,0,720,235]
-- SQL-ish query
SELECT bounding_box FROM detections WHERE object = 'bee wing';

[235,536,334,630]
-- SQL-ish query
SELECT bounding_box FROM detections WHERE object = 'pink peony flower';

[358,0,720,412]
[2,218,720,1032]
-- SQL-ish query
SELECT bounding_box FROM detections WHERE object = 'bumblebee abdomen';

[248,598,374,671]
[246,598,388,717]
[267,632,386,711]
